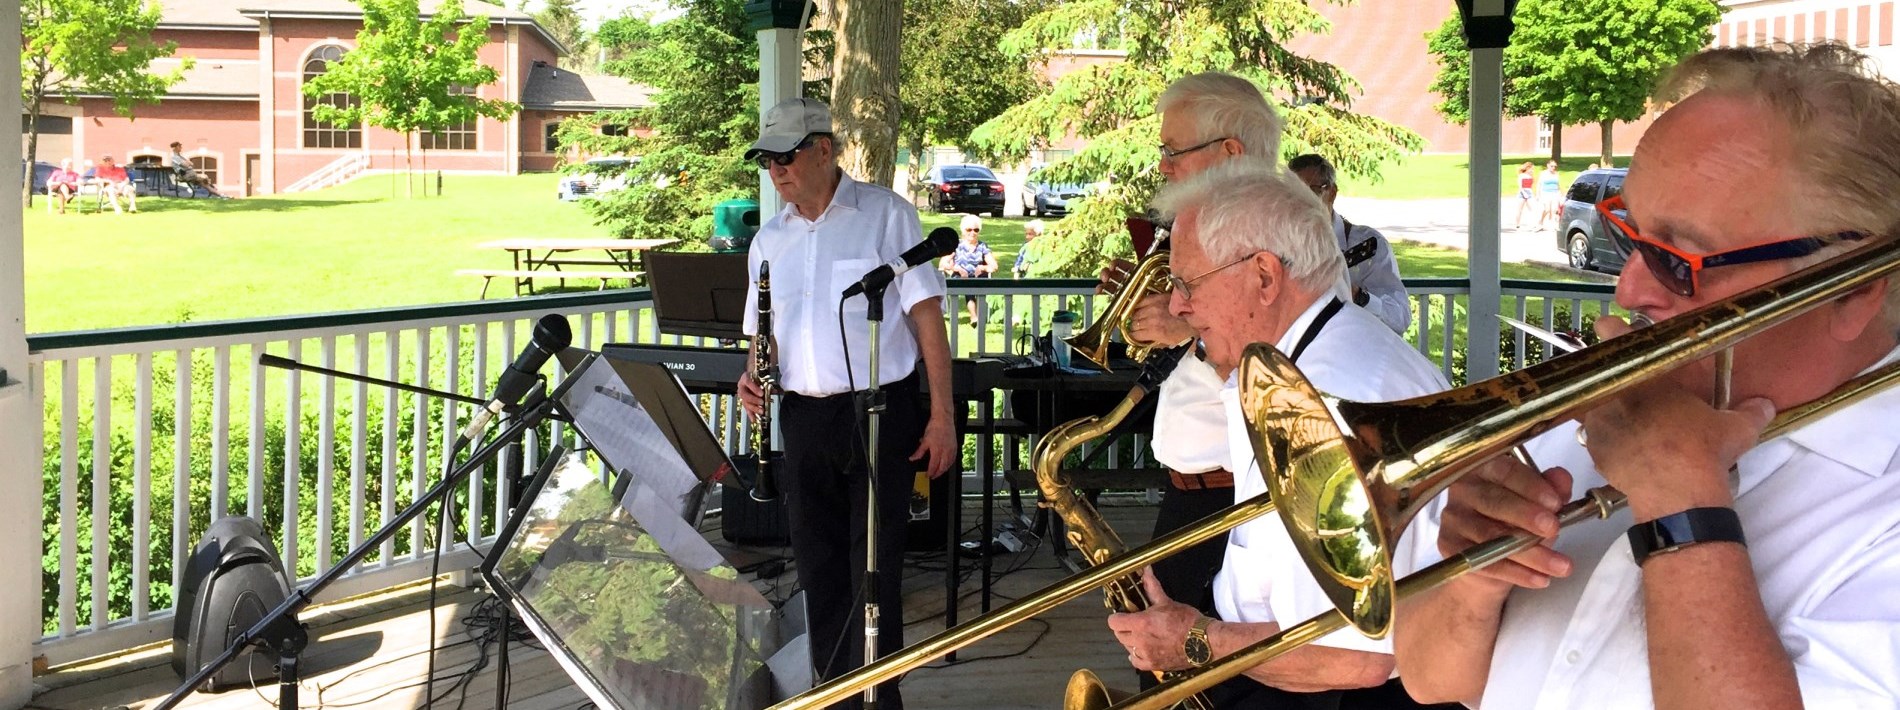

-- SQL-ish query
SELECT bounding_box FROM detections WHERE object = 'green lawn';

[25,173,603,332]
[27,173,1596,334]
[1351,154,1630,200]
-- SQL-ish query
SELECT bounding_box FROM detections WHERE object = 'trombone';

[1095,235,1900,709]
[767,235,1900,710]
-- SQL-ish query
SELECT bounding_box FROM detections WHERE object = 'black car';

[1555,167,1632,273]
[1021,169,1088,217]
[924,163,1005,216]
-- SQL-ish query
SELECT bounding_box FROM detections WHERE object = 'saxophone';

[1032,345,1211,710]
[748,260,780,502]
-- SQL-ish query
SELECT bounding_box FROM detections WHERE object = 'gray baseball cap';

[745,97,833,159]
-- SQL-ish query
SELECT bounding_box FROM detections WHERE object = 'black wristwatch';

[1627,507,1746,566]
[1352,289,1370,307]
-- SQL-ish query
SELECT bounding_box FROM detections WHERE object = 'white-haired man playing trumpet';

[1396,43,1900,710]
[1109,161,1456,709]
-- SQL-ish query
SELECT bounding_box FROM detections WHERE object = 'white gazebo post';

[1457,0,1517,382]
[748,0,807,219]
[1,1,43,704]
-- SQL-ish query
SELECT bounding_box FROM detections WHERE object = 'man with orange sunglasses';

[1396,43,1900,709]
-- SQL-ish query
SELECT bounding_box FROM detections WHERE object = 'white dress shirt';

[1212,297,1451,655]
[1481,346,1900,710]
[1335,213,1411,334]
[1152,353,1230,474]
[742,171,946,396]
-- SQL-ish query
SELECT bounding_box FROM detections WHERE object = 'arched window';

[302,45,362,149]
[189,156,219,184]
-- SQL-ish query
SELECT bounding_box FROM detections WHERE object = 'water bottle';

[1050,310,1077,369]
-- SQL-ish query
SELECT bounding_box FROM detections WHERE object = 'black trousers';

[1199,675,1462,710]
[780,373,925,710]
[1138,484,1234,692]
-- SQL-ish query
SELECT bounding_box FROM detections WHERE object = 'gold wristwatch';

[1184,617,1214,667]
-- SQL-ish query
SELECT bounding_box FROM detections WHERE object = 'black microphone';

[457,314,573,446]
[841,227,959,298]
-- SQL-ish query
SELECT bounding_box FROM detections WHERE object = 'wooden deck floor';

[31,500,1163,710]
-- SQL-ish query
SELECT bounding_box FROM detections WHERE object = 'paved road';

[1335,196,1608,276]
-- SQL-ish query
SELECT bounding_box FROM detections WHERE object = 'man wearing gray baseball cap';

[737,97,957,710]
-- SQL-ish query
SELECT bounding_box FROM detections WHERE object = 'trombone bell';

[1237,345,1396,638]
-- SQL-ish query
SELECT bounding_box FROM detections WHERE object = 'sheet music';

[559,358,704,522]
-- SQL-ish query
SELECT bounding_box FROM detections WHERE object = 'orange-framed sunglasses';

[1595,195,1869,298]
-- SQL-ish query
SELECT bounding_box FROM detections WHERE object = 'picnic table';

[460,237,677,298]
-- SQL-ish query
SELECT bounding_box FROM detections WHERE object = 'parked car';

[1021,169,1089,217]
[558,156,635,201]
[22,161,54,195]
[923,163,1005,216]
[1555,167,1631,274]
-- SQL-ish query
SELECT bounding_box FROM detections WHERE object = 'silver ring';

[1575,426,1589,447]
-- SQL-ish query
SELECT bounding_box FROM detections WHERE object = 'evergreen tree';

[969,1,1424,276]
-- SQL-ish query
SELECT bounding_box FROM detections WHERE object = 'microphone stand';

[857,285,889,710]
[152,354,599,710]
[259,353,488,408]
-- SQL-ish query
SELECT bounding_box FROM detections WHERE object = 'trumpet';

[749,260,779,502]
[1069,252,1189,369]
[1092,235,1900,708]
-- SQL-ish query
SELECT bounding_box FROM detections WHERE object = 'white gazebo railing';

[27,277,1615,666]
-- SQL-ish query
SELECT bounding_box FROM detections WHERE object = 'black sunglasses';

[754,136,816,170]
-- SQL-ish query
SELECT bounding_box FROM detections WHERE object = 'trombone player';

[1396,44,1900,709]
[1108,162,1456,708]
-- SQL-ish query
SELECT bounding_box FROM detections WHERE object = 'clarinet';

[749,260,780,502]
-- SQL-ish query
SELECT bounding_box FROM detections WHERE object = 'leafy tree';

[1509,0,1720,165]
[830,0,903,188]
[302,0,520,197]
[531,0,595,71]
[1425,12,1563,158]
[562,0,827,247]
[1427,0,1720,165]
[969,1,1425,277]
[20,0,187,207]
[897,0,1048,192]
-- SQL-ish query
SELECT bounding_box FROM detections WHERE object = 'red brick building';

[29,0,652,196]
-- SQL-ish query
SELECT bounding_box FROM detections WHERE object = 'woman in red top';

[1512,161,1535,228]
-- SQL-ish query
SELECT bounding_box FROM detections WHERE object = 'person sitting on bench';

[169,142,220,197]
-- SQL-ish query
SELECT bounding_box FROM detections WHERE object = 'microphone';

[457,314,573,447]
[841,227,959,298]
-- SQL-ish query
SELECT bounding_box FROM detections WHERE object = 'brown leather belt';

[1169,468,1234,490]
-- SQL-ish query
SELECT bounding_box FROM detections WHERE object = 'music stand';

[554,348,743,523]
[645,251,750,340]
[482,351,788,710]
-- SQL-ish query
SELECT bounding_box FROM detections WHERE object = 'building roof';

[155,0,565,55]
[520,64,656,111]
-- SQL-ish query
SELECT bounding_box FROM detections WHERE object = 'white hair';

[1152,159,1344,294]
[1157,72,1283,160]
[959,213,983,232]
[1024,219,1045,236]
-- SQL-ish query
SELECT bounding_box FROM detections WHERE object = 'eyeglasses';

[1158,137,1230,162]
[1302,180,1334,195]
[753,137,815,170]
[1595,195,1869,298]
[1167,253,1256,302]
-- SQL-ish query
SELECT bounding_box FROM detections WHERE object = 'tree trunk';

[829,0,902,188]
[906,133,925,206]
[403,133,413,199]
[1548,120,1563,164]
[1599,120,1614,167]
[22,76,44,209]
